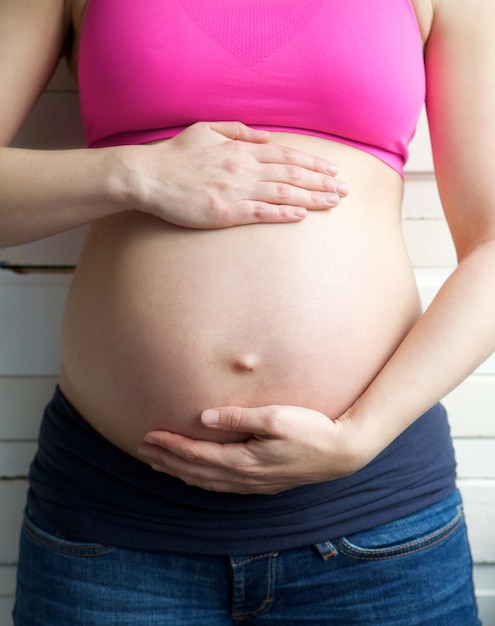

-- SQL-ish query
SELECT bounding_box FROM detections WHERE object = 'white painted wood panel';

[0,282,67,376]
[404,108,434,173]
[0,598,14,626]
[474,565,495,625]
[0,567,15,596]
[0,444,37,478]
[0,378,56,439]
[0,482,27,564]
[460,480,495,564]
[402,176,443,219]
[455,440,495,479]
[444,377,495,438]
[403,220,456,268]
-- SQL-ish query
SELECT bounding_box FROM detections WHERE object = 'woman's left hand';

[138,405,365,494]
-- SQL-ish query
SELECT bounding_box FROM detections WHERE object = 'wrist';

[335,406,389,474]
[103,145,143,212]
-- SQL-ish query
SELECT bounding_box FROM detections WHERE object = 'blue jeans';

[13,490,480,625]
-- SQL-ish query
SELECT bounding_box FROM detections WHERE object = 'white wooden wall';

[1,64,494,625]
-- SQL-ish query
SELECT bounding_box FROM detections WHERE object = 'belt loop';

[314,540,338,560]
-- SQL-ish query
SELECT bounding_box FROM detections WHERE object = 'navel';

[231,353,260,373]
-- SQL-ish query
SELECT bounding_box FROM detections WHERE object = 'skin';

[2,0,495,497]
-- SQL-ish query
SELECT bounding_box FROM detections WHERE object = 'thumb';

[201,406,273,435]
[207,121,271,144]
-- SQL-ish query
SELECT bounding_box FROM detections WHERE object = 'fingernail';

[202,409,220,425]
[138,446,152,457]
[326,163,339,175]
[337,182,349,196]
[294,208,307,218]
[324,193,340,206]
[143,436,157,444]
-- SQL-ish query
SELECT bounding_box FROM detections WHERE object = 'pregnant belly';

[60,203,420,458]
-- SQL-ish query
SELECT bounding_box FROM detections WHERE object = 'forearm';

[0,123,348,247]
[349,239,495,464]
[0,146,131,247]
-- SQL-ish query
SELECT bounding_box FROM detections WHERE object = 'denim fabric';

[13,490,480,626]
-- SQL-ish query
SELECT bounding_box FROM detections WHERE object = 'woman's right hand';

[125,121,349,229]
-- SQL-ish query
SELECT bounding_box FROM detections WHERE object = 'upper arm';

[425,0,495,260]
[0,0,69,146]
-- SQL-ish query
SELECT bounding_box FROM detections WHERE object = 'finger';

[267,182,341,209]
[247,184,342,213]
[139,433,225,466]
[201,406,281,436]
[141,430,250,466]
[139,432,261,481]
[207,121,271,144]
[138,441,244,491]
[261,164,349,196]
[257,144,340,176]
[230,201,307,224]
[148,449,268,494]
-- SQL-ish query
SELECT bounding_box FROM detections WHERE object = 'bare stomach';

[60,134,421,458]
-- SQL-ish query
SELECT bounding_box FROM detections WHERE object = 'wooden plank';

[0,378,57,439]
[0,567,16,596]
[404,107,434,174]
[0,598,14,626]
[0,482,27,565]
[0,444,38,479]
[403,219,457,268]
[454,440,495,480]
[402,176,443,220]
[444,377,495,438]
[0,282,67,376]
[474,565,495,626]
[477,595,495,626]
[459,479,495,563]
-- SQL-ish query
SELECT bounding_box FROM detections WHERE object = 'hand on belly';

[137,403,367,495]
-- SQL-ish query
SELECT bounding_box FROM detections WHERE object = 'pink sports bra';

[78,0,425,175]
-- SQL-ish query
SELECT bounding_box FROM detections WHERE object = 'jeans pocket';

[22,510,116,558]
[332,492,464,561]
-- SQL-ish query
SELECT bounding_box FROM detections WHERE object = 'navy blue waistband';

[27,386,457,555]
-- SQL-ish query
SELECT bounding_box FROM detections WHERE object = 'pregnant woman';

[2,0,493,624]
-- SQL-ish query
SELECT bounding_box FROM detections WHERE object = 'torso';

[60,0,434,458]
